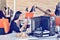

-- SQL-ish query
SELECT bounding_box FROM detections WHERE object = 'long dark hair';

[12,11,22,21]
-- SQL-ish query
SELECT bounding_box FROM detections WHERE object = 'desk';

[0,33,59,40]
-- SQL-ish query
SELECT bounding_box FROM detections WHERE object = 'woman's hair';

[0,10,6,18]
[12,11,22,21]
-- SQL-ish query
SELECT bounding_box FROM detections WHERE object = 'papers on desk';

[17,36,39,40]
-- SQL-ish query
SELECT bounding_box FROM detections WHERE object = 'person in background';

[8,11,28,33]
[55,2,60,38]
[0,10,6,35]
[25,6,35,34]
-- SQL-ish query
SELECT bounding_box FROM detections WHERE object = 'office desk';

[0,33,59,40]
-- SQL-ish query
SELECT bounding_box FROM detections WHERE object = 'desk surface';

[0,33,59,40]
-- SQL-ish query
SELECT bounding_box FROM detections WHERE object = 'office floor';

[0,33,60,40]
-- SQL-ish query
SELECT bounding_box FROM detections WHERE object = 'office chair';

[0,19,10,35]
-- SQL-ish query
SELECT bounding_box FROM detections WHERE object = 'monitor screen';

[31,16,50,32]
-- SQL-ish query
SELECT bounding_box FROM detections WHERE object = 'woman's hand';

[20,19,28,32]
[26,28,31,33]
[16,32,28,38]
[20,27,24,32]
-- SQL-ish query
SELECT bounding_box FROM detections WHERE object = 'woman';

[0,10,6,35]
[8,11,27,33]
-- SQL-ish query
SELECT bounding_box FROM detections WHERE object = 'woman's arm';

[20,20,28,32]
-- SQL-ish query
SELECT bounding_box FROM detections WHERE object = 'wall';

[0,0,6,15]
[6,0,60,18]
[15,0,60,17]
[6,0,14,10]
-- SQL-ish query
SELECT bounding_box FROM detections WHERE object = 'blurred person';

[55,2,60,38]
[8,11,28,33]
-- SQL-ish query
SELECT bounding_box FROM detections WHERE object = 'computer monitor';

[31,16,50,32]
